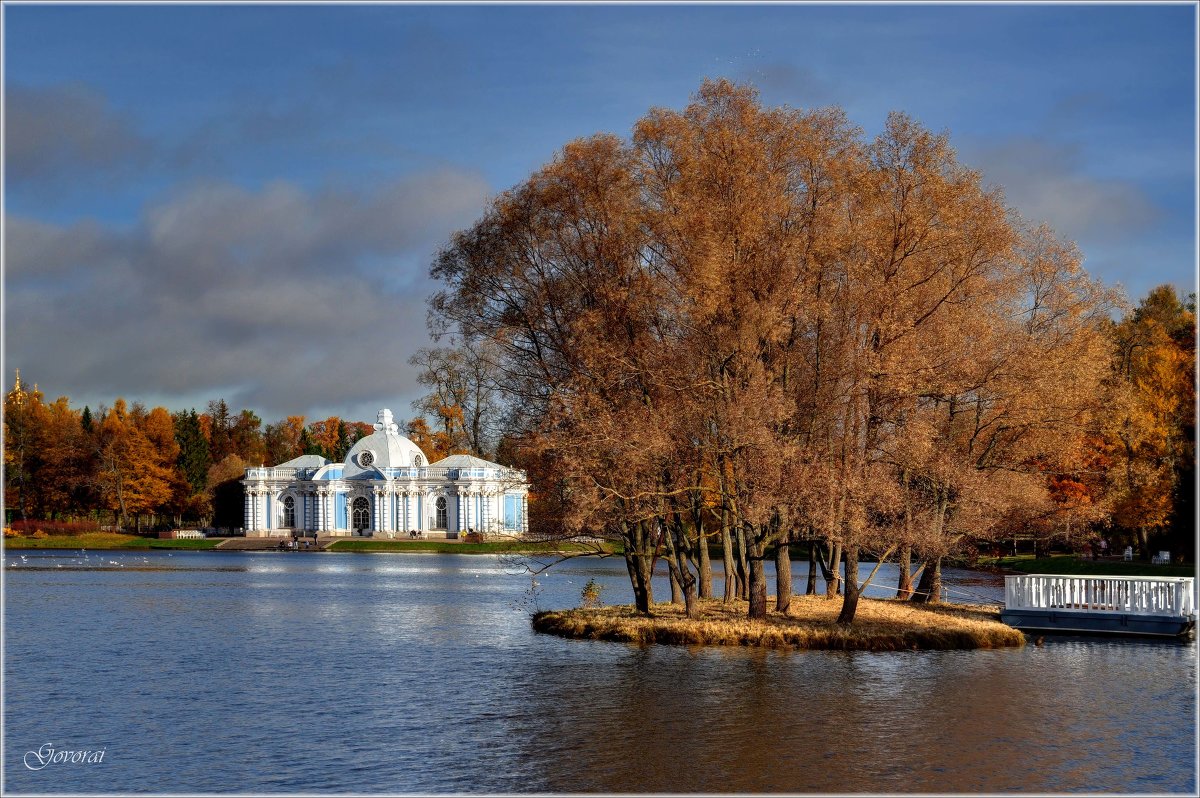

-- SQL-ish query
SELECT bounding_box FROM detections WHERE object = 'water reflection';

[4,549,1194,793]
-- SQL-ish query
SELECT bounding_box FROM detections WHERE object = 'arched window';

[283,495,296,528]
[435,496,447,529]
[413,454,423,468]
[352,497,370,531]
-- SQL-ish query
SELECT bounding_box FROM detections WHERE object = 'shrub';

[10,519,102,537]
[3,527,19,538]
[581,578,604,609]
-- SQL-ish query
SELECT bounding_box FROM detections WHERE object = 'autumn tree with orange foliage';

[1101,285,1196,560]
[91,400,177,529]
[429,80,1123,624]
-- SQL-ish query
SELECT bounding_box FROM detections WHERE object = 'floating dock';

[1002,574,1196,637]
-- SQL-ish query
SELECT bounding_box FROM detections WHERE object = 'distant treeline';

[2,348,500,531]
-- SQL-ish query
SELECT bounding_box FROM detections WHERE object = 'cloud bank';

[5,83,149,184]
[5,171,490,419]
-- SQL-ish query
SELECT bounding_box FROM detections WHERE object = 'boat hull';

[1001,608,1196,638]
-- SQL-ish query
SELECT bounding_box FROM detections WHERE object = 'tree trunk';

[624,549,650,613]
[837,544,861,624]
[746,525,768,620]
[662,511,698,616]
[806,541,818,595]
[693,490,712,599]
[697,529,713,599]
[825,542,842,597]
[736,523,750,600]
[622,519,655,614]
[116,481,128,529]
[775,536,792,614]
[18,470,28,524]
[898,470,914,599]
[896,544,914,599]
[668,567,684,605]
[721,513,736,604]
[911,556,942,603]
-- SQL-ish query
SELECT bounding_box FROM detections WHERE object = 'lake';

[4,549,1195,793]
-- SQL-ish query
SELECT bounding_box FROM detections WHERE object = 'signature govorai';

[24,743,106,770]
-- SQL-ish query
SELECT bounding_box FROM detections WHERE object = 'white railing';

[246,467,299,480]
[380,467,456,480]
[1005,574,1196,617]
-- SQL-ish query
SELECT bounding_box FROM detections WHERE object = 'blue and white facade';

[241,409,528,538]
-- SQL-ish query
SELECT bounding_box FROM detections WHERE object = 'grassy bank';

[4,533,221,550]
[981,554,1194,578]
[328,538,617,555]
[533,596,1024,651]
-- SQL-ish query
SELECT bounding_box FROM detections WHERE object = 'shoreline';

[2,533,609,556]
[533,596,1026,651]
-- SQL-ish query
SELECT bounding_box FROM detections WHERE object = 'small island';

[533,596,1024,651]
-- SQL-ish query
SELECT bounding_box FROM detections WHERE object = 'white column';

[244,489,252,533]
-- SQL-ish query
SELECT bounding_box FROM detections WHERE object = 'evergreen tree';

[173,409,212,496]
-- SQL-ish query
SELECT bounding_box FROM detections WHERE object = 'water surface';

[4,550,1195,793]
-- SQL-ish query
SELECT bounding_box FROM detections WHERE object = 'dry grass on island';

[533,595,1025,651]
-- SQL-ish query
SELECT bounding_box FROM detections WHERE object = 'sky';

[3,2,1196,426]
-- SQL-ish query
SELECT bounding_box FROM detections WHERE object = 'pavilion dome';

[342,409,428,478]
[429,454,505,469]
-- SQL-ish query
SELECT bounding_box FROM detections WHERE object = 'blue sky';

[4,3,1196,424]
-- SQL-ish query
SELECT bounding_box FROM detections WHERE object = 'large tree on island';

[429,80,1114,622]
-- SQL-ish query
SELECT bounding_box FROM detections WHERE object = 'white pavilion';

[240,409,528,538]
